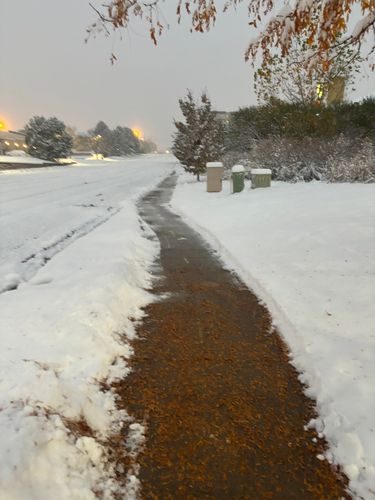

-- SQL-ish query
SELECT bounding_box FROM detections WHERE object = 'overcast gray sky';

[1,1,373,149]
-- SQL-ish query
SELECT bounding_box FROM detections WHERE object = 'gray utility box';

[251,168,272,189]
[206,161,224,192]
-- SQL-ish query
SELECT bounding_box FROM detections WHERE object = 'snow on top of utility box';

[251,168,271,175]
[231,164,245,173]
[206,161,223,168]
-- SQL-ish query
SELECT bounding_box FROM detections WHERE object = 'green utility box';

[251,168,272,189]
[231,164,245,193]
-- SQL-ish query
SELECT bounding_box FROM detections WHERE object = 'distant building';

[0,130,27,155]
[213,111,232,125]
[327,77,346,105]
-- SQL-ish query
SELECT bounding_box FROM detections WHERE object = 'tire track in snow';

[1,206,121,294]
[3,178,107,205]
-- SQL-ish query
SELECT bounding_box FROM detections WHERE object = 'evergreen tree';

[90,121,113,156]
[119,126,141,154]
[173,92,198,175]
[89,123,141,156]
[25,116,73,161]
[172,91,224,181]
[111,127,126,156]
[140,138,157,154]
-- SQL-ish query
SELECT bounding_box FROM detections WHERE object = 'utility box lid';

[232,164,245,173]
[207,161,223,168]
[251,168,271,175]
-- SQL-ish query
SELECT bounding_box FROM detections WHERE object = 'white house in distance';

[0,130,27,155]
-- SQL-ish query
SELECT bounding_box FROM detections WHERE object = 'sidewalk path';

[118,175,348,499]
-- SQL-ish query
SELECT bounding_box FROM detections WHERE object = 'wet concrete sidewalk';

[118,175,348,499]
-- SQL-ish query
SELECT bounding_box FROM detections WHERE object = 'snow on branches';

[223,135,375,183]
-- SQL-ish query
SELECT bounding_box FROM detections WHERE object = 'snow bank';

[171,172,375,499]
[0,157,174,498]
[0,154,50,164]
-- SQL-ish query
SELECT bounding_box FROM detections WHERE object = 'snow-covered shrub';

[224,137,326,182]
[221,151,257,178]
[223,135,375,183]
[326,139,375,183]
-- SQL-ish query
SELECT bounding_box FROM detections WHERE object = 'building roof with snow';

[0,130,27,154]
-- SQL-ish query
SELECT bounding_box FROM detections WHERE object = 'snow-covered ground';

[0,156,174,499]
[171,172,375,500]
[0,154,51,164]
[1,157,374,498]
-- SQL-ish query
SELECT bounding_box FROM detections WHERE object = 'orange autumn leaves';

[93,0,374,69]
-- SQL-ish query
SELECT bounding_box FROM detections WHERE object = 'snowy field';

[172,172,375,500]
[0,156,174,499]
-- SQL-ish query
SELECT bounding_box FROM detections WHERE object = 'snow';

[5,150,28,157]
[0,154,51,164]
[231,164,245,173]
[277,2,294,18]
[206,161,223,168]
[171,172,375,499]
[0,156,174,498]
[352,12,375,39]
[251,168,272,174]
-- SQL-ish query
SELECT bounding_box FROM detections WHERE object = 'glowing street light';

[0,120,7,131]
[132,127,144,141]
[91,134,103,156]
[316,83,324,101]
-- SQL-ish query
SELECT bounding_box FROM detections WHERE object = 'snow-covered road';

[1,156,173,293]
[0,156,174,499]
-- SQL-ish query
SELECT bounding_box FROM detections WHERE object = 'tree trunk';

[197,172,200,182]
